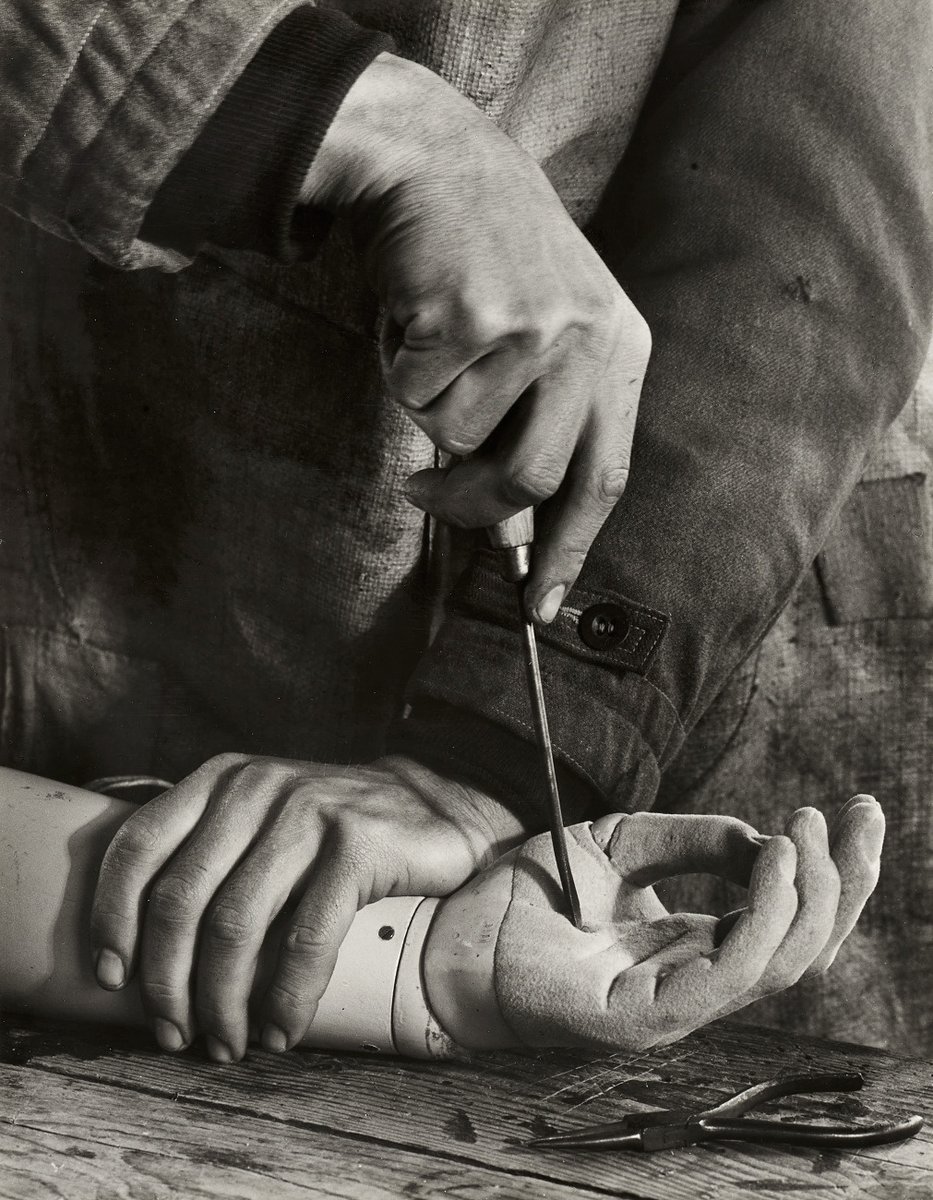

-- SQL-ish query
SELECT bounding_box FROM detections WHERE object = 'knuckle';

[764,947,814,992]
[502,456,564,505]
[823,870,843,908]
[609,301,651,361]
[773,964,807,992]
[435,426,484,457]
[458,302,513,350]
[143,978,186,1007]
[148,872,206,924]
[194,1002,229,1030]
[283,924,333,964]
[266,980,309,1019]
[207,751,250,775]
[590,463,630,508]
[233,759,279,798]
[106,814,163,864]
[205,902,259,949]
[628,311,652,361]
[552,541,590,571]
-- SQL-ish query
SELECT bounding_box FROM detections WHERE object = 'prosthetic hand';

[0,768,882,1058]
[426,803,884,1053]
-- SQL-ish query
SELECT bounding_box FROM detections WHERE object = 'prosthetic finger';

[596,811,764,891]
[804,795,884,975]
[739,807,839,999]
[646,836,799,1032]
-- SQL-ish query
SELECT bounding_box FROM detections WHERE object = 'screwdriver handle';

[487,507,534,551]
[487,508,534,583]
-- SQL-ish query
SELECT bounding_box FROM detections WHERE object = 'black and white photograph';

[0,1,930,1196]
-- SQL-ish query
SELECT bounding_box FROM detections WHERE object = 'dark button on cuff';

[578,604,630,650]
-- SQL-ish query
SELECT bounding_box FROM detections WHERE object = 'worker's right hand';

[429,798,885,1051]
[301,53,650,625]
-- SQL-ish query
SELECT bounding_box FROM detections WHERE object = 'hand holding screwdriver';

[302,52,650,621]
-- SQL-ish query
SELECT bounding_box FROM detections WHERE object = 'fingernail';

[95,948,125,990]
[261,1024,288,1053]
[154,1018,186,1053]
[535,584,567,625]
[205,1035,233,1064]
[403,486,427,510]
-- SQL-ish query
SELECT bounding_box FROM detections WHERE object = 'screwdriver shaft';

[517,599,583,929]
[485,507,582,928]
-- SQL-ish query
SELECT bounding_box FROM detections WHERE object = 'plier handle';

[528,1072,923,1152]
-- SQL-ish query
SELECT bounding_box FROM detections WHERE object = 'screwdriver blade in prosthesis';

[516,596,582,929]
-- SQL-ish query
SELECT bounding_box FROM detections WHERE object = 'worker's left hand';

[89,753,526,1061]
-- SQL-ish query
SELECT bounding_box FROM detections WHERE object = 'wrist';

[380,753,528,867]
[422,860,518,1050]
[299,52,484,212]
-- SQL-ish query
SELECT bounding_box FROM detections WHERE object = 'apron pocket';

[816,473,933,623]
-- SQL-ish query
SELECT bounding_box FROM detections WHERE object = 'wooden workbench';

[1,1016,930,1198]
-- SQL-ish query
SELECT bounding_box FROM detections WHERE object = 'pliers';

[527,1072,923,1152]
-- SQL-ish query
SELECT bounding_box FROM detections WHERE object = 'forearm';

[395,0,933,814]
[591,0,933,732]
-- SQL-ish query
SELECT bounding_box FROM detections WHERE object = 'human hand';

[426,798,884,1051]
[89,754,525,1061]
[301,53,650,623]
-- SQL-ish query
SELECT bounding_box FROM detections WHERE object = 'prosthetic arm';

[1,768,882,1057]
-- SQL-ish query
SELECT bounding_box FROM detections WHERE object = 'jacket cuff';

[387,554,684,824]
[142,7,391,260]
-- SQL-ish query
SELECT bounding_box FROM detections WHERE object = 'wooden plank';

[3,1018,931,1200]
[0,1066,609,1200]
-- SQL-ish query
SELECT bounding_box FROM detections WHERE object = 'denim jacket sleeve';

[0,0,330,269]
[390,0,933,825]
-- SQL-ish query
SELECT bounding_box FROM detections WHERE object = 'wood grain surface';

[1,1017,930,1199]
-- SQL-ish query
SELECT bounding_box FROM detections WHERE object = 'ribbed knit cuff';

[142,7,391,260]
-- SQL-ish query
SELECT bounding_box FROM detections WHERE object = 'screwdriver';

[487,509,582,928]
